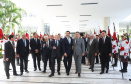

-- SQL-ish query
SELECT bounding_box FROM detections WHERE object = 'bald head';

[22,34,26,39]
[90,34,94,39]
[44,36,49,42]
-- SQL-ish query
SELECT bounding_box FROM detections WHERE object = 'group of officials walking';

[2,30,131,81]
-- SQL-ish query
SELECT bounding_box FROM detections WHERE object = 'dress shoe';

[9,69,12,70]
[34,69,37,71]
[129,79,131,81]
[14,74,20,76]
[120,70,127,73]
[58,72,61,75]
[89,67,91,69]
[42,70,46,73]
[49,74,54,77]
[7,77,10,79]
[20,72,23,76]
[78,73,81,77]
[119,69,123,72]
[67,72,69,76]
[106,70,108,73]
[91,69,94,72]
[25,70,29,73]
[100,71,104,74]
[75,71,77,74]
[39,68,41,71]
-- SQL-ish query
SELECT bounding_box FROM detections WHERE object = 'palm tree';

[0,0,26,34]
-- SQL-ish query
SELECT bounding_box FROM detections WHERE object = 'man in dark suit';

[63,31,73,75]
[5,35,18,79]
[49,35,62,77]
[58,33,63,61]
[42,36,52,73]
[17,34,29,75]
[30,32,41,71]
[87,34,98,72]
[95,35,99,64]
[99,30,112,74]
[80,33,86,65]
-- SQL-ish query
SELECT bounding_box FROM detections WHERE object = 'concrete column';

[103,17,110,32]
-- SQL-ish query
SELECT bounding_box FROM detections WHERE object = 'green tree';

[0,0,26,34]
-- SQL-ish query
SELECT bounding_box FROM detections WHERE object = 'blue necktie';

[24,40,26,47]
[68,38,70,44]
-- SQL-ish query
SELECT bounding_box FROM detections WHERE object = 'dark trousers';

[120,56,128,71]
[89,53,95,69]
[5,59,17,77]
[113,53,118,65]
[43,54,51,71]
[101,53,110,72]
[63,55,72,73]
[16,57,20,65]
[82,55,85,64]
[20,54,28,72]
[51,56,61,75]
[95,53,99,63]
[32,53,41,70]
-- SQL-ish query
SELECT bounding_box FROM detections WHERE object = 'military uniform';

[119,37,129,72]
[112,40,118,66]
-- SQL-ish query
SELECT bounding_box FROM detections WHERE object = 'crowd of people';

[1,30,131,81]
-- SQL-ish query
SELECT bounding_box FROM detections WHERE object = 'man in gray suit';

[87,34,98,72]
[73,32,85,77]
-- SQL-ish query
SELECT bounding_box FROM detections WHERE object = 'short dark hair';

[66,31,70,34]
[33,32,37,35]
[9,35,14,40]
[80,33,83,36]
[101,30,106,33]
[96,35,99,36]
[76,31,79,34]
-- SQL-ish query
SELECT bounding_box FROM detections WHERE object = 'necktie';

[76,39,78,44]
[12,42,14,48]
[35,39,37,43]
[68,38,70,44]
[56,40,57,47]
[46,42,48,47]
[103,38,104,44]
[24,40,26,47]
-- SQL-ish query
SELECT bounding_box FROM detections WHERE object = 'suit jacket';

[30,38,41,54]
[50,40,62,58]
[16,39,29,57]
[87,39,98,56]
[99,36,112,56]
[5,41,15,59]
[42,41,52,58]
[59,38,64,56]
[73,37,85,55]
[63,37,73,56]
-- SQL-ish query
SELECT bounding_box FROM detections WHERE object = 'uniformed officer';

[119,35,129,73]
[112,38,118,67]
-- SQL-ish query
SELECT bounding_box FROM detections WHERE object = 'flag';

[0,28,3,39]
[94,29,95,34]
[11,32,14,35]
[26,32,29,39]
[113,23,117,40]
[40,32,42,37]
[108,26,111,37]
[44,33,46,36]
[37,33,39,38]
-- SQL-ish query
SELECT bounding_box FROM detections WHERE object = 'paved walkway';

[0,54,131,84]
